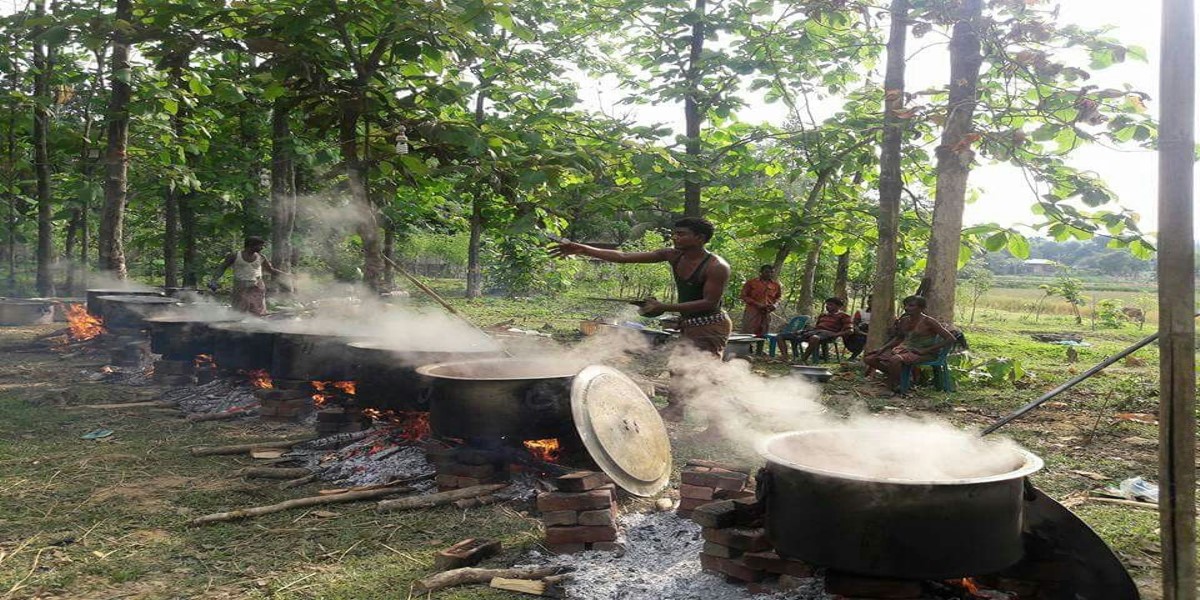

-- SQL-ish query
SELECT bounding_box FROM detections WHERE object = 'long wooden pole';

[1157,0,1196,596]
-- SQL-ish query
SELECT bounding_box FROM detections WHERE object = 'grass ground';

[0,282,1190,599]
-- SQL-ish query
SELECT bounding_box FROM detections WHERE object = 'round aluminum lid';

[570,365,672,497]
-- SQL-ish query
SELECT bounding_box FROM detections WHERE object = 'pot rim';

[94,295,179,304]
[346,340,500,354]
[757,429,1043,486]
[415,357,585,381]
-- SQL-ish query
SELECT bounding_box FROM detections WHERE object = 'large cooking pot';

[210,320,278,372]
[417,358,586,441]
[0,299,53,325]
[94,295,180,330]
[758,429,1043,579]
[86,288,164,317]
[146,314,239,359]
[347,341,502,411]
[271,326,359,381]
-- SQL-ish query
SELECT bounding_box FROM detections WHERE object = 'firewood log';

[413,566,569,594]
[237,467,312,479]
[376,484,508,512]
[490,575,567,598]
[187,485,412,526]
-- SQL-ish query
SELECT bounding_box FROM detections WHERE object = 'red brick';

[682,469,748,490]
[690,500,736,528]
[824,571,923,599]
[680,484,715,500]
[433,538,501,570]
[677,497,710,512]
[701,527,771,552]
[577,508,615,527]
[541,510,577,526]
[741,551,813,577]
[714,488,756,501]
[730,496,764,526]
[556,471,612,492]
[546,543,586,554]
[685,459,752,474]
[537,490,614,512]
[701,541,741,558]
[544,525,617,544]
[711,471,750,491]
[699,553,765,583]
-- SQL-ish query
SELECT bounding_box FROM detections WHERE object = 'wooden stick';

[280,474,317,489]
[1088,497,1160,511]
[185,404,259,422]
[490,576,566,598]
[238,467,312,479]
[453,494,502,510]
[187,485,413,526]
[413,566,567,594]
[377,484,508,512]
[68,400,171,410]
[684,458,752,474]
[189,437,314,457]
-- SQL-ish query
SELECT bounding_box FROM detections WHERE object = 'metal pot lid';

[570,365,671,497]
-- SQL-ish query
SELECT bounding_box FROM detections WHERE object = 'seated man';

[780,297,853,363]
[863,295,956,392]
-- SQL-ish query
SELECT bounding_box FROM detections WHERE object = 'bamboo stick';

[376,484,507,512]
[189,437,314,457]
[187,485,412,526]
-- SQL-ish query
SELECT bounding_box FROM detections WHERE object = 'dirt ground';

[0,323,1178,599]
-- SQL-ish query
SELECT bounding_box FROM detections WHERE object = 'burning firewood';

[189,436,315,457]
[186,484,413,526]
[376,483,509,512]
[412,566,571,594]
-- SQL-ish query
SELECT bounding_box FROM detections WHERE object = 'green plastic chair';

[898,345,955,393]
[766,315,809,357]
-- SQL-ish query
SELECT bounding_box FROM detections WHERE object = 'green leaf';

[1006,234,1030,259]
[984,232,1007,252]
[162,98,178,115]
[957,243,972,269]
[36,25,70,45]
[262,82,286,101]
[188,78,212,96]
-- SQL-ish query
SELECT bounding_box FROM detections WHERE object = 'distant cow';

[1121,306,1146,329]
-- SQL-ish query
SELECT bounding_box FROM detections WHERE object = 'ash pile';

[288,427,437,488]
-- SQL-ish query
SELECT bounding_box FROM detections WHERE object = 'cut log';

[187,485,412,526]
[490,576,566,598]
[413,566,569,594]
[237,467,312,480]
[377,484,507,512]
[453,494,502,509]
[434,538,502,571]
[189,437,315,457]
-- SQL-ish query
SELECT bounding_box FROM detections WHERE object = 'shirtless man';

[209,236,289,316]
[863,295,955,391]
[550,217,732,420]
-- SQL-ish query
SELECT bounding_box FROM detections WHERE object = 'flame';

[960,578,980,594]
[523,438,561,463]
[245,369,273,389]
[358,409,429,441]
[194,354,215,368]
[333,380,356,395]
[311,380,356,408]
[66,304,104,341]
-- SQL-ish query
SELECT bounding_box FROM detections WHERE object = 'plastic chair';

[815,336,844,363]
[766,315,809,357]
[898,345,955,394]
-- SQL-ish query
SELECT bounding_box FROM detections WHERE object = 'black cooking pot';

[146,314,239,359]
[271,327,358,381]
[347,341,502,411]
[94,296,180,330]
[417,358,586,441]
[758,429,1043,579]
[210,321,278,372]
[86,289,164,317]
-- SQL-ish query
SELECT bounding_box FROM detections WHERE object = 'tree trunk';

[97,0,132,277]
[771,240,792,274]
[5,70,15,292]
[465,89,487,298]
[383,219,396,288]
[834,250,850,302]
[796,239,822,315]
[866,0,909,352]
[682,0,706,217]
[340,98,383,291]
[270,98,294,274]
[922,0,983,323]
[33,0,54,296]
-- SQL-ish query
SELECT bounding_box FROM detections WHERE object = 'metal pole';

[1158,0,1196,596]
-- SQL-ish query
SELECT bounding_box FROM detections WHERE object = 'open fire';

[361,408,430,441]
[311,380,356,407]
[523,438,561,463]
[65,304,104,341]
[244,369,273,389]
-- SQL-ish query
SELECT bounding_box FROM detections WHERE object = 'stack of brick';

[537,471,622,554]
[256,386,313,421]
[315,406,369,435]
[153,358,194,386]
[677,460,754,518]
[423,443,510,491]
[692,486,814,594]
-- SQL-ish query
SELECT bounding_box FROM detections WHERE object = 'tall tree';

[97,0,131,277]
[32,0,54,295]
[922,0,982,322]
[866,0,910,352]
